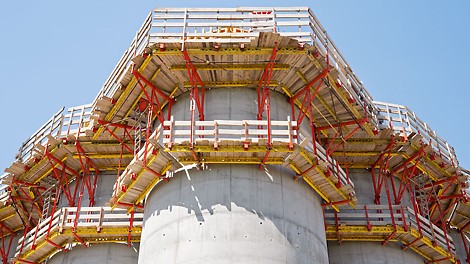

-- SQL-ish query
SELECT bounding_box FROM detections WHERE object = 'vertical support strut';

[182,49,206,166]
[257,43,278,170]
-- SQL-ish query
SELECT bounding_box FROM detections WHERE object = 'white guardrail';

[91,7,377,129]
[15,104,92,163]
[16,207,143,256]
[374,101,458,167]
[324,204,456,254]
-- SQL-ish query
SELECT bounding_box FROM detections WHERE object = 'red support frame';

[0,223,15,264]
[370,136,395,205]
[44,150,80,207]
[182,49,206,166]
[75,141,100,207]
[98,120,135,154]
[255,43,279,169]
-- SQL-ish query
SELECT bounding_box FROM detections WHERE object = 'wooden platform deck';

[14,207,142,264]
[325,205,457,263]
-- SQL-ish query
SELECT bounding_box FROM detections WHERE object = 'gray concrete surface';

[329,169,424,263]
[327,241,425,264]
[140,164,328,264]
[57,172,116,207]
[450,229,468,263]
[47,243,139,264]
[348,169,412,207]
[47,173,135,263]
[141,88,327,263]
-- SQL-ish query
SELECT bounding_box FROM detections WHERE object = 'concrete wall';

[48,172,139,263]
[328,169,423,263]
[348,169,412,207]
[450,229,468,263]
[328,242,425,264]
[139,164,328,264]
[48,243,139,264]
[140,88,327,263]
[57,172,116,208]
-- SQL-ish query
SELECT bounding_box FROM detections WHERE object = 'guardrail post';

[214,121,219,150]
[364,205,371,231]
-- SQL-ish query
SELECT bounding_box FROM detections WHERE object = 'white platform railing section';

[15,107,64,162]
[374,101,458,167]
[162,118,297,146]
[298,129,352,190]
[90,7,377,130]
[14,104,93,163]
[324,204,456,255]
[16,207,143,257]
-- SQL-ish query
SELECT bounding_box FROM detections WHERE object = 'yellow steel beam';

[93,55,154,140]
[133,162,172,209]
[167,145,293,153]
[170,63,290,71]
[307,53,375,137]
[295,70,342,126]
[114,153,160,206]
[32,155,68,184]
[298,149,351,207]
[178,157,285,165]
[183,80,279,88]
[72,153,135,159]
[152,47,306,56]
[401,153,439,182]
[331,152,399,157]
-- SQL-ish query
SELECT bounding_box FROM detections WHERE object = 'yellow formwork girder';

[183,80,279,88]
[171,63,290,71]
[72,153,135,159]
[114,152,160,206]
[93,55,154,140]
[178,156,285,165]
[132,162,173,210]
[325,224,456,263]
[152,47,307,56]
[166,145,293,153]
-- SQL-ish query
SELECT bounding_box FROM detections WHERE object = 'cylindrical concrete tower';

[139,89,328,263]
[3,6,469,264]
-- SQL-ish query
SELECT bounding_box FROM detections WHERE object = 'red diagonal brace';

[132,70,173,103]
[257,43,278,120]
[182,49,205,122]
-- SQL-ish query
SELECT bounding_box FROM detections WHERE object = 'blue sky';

[0,1,468,172]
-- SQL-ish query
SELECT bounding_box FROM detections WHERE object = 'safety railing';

[150,7,314,44]
[306,9,377,126]
[61,104,93,137]
[298,129,352,189]
[16,207,143,257]
[162,117,297,148]
[14,104,94,165]
[15,107,65,162]
[374,101,458,167]
[89,7,378,133]
[0,174,9,202]
[324,204,456,255]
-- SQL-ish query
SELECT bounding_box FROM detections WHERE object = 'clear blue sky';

[0,1,468,172]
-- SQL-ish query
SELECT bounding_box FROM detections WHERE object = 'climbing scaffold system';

[1,7,468,264]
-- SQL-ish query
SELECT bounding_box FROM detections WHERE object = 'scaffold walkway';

[0,6,468,264]
[112,118,356,211]
[13,207,142,264]
[324,205,458,263]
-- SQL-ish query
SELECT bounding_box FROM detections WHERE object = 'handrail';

[374,101,458,167]
[15,107,64,162]
[13,104,94,165]
[16,206,143,257]
[298,129,352,189]
[324,204,456,254]
[162,118,297,146]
